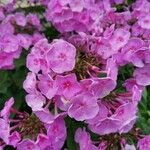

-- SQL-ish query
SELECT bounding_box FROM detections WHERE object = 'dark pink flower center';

[129,46,135,51]
[117,36,124,42]
[58,53,67,61]
[40,50,45,55]
[52,125,59,133]
[63,81,72,89]
[47,80,53,88]
[39,137,47,143]
[79,102,86,108]
[33,59,39,65]
[117,109,124,116]
[142,140,150,148]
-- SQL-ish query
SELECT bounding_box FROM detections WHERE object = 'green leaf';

[11,67,28,88]
[137,86,150,134]
[65,117,85,150]
[0,71,12,94]
[43,26,59,41]
[115,4,124,12]
[16,5,45,14]
[127,0,135,5]
[14,52,26,68]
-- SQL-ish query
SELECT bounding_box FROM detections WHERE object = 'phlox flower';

[47,39,76,73]
[68,92,99,121]
[55,73,81,99]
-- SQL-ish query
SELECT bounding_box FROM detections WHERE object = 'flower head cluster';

[0,1,43,69]
[24,0,150,149]
[1,0,150,149]
[0,97,66,150]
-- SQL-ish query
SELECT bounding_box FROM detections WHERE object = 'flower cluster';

[1,0,150,149]
[0,97,66,150]
[0,1,43,69]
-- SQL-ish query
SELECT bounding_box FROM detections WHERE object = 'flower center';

[58,53,67,61]
[117,36,124,42]
[19,113,46,139]
[63,81,72,89]
[33,59,39,65]
[74,50,101,80]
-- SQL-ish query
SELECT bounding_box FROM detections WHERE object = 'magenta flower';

[46,117,67,150]
[47,117,66,139]
[55,73,81,99]
[68,92,99,121]
[121,38,145,67]
[113,102,137,133]
[47,39,76,73]
[110,28,130,52]
[27,39,50,74]
[26,53,41,73]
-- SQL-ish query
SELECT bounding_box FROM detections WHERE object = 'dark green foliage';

[137,86,150,134]
[15,5,45,14]
[127,0,136,5]
[4,145,16,150]
[65,117,85,150]
[43,26,60,41]
[0,51,28,111]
